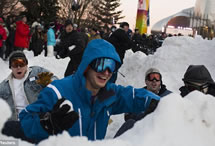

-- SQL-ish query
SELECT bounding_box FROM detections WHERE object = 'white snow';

[0,36,215,146]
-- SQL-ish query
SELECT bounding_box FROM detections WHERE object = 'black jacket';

[55,30,88,77]
[30,32,44,56]
[108,28,136,63]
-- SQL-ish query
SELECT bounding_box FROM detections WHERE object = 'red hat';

[0,18,4,23]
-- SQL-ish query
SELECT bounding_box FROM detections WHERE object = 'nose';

[102,69,111,75]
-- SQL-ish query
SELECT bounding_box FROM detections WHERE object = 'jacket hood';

[183,65,214,84]
[76,39,121,78]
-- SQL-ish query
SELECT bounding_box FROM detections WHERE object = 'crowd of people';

[0,15,171,62]
[0,14,215,144]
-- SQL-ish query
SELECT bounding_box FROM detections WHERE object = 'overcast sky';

[119,0,196,32]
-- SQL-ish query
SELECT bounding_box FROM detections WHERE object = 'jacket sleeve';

[55,33,85,59]
[113,30,135,51]
[2,28,7,41]
[110,84,160,115]
[19,86,59,140]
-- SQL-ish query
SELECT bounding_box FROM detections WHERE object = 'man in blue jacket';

[19,39,160,142]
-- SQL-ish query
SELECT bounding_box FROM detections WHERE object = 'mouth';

[97,75,108,82]
[17,72,22,75]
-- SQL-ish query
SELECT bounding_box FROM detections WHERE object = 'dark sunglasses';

[147,73,161,82]
[11,58,27,68]
[186,81,209,92]
[90,58,116,73]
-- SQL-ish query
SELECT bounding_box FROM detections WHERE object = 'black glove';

[136,99,160,121]
[0,34,2,40]
[40,98,79,135]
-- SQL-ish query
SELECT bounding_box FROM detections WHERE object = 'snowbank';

[0,36,215,145]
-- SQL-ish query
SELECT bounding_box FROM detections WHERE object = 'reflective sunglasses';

[147,73,161,82]
[11,58,27,68]
[90,58,116,73]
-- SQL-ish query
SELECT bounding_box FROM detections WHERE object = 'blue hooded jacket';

[19,39,160,141]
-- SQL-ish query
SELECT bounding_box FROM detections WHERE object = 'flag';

[135,0,150,34]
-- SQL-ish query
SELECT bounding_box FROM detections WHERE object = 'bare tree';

[58,0,97,26]
[0,0,24,17]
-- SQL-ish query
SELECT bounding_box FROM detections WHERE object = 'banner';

[135,0,150,34]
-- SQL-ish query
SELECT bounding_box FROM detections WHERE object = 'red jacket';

[14,21,30,48]
[0,25,7,47]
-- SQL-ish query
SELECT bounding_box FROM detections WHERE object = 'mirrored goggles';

[90,58,116,73]
[11,58,27,68]
[147,73,161,82]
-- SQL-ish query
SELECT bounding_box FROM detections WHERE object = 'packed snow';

[0,36,215,146]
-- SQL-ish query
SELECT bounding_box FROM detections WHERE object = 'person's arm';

[36,66,59,81]
[31,66,58,87]
[19,84,79,141]
[19,87,58,140]
[2,28,7,41]
[110,84,160,115]
[56,33,86,59]
[67,36,85,57]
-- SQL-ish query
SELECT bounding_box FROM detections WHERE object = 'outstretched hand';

[36,72,53,86]
[40,98,79,134]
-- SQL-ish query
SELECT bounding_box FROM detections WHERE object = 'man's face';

[11,58,28,79]
[90,30,96,35]
[22,17,27,23]
[85,68,112,94]
[65,24,73,33]
[123,26,129,32]
[145,73,161,94]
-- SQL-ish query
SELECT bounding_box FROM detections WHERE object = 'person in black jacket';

[179,65,215,97]
[30,25,45,56]
[114,68,172,138]
[108,22,138,64]
[54,19,88,77]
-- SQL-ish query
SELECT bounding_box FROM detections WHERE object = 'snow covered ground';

[0,36,215,146]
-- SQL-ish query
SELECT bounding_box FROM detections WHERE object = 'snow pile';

[0,99,11,133]
[118,92,215,146]
[117,36,215,93]
[0,36,215,145]
[38,132,131,146]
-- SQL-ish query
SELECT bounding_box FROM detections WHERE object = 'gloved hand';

[136,99,160,121]
[36,72,53,86]
[0,34,2,40]
[40,98,79,135]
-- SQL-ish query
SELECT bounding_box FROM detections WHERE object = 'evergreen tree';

[90,0,124,28]
[20,0,60,23]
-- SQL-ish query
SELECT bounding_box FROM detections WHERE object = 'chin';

[15,74,25,79]
[96,82,106,88]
